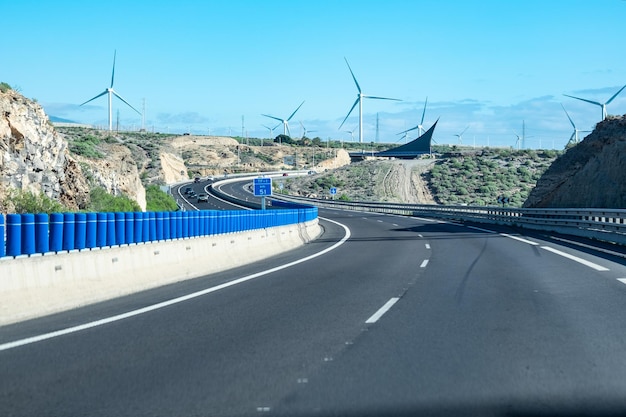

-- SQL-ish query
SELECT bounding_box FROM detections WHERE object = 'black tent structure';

[374,119,439,159]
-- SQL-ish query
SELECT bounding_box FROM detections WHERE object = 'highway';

[2,185,626,415]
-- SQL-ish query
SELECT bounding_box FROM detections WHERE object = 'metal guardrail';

[273,194,626,246]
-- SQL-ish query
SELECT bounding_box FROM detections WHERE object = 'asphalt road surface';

[2,205,626,416]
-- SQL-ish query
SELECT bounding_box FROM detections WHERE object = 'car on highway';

[184,187,193,195]
[197,193,209,203]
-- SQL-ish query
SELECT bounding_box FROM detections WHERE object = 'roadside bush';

[145,185,178,211]
[87,187,141,212]
[4,189,67,214]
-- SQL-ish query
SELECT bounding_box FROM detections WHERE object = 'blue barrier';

[86,212,97,248]
[0,214,4,258]
[115,212,125,245]
[35,213,49,254]
[0,203,318,258]
[96,213,107,247]
[125,212,134,244]
[62,213,75,251]
[134,212,143,244]
[6,214,21,257]
[50,213,64,252]
[75,213,87,250]
[21,214,36,255]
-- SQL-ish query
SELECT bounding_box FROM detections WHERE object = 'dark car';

[184,187,193,195]
[197,193,209,203]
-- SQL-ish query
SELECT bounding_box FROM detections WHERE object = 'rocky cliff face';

[0,89,89,210]
[524,115,626,209]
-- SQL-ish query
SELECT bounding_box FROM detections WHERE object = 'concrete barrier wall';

[0,220,321,326]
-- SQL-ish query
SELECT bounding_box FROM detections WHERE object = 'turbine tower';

[564,84,626,121]
[561,103,591,145]
[397,97,428,137]
[80,50,141,131]
[338,58,401,143]
[262,101,305,137]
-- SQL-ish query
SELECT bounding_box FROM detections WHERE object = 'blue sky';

[3,0,626,149]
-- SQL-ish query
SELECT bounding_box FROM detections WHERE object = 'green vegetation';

[145,185,178,211]
[0,82,11,93]
[427,149,559,207]
[68,133,104,159]
[87,187,141,212]
[3,189,67,214]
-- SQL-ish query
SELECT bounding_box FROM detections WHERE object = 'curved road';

[1,191,626,415]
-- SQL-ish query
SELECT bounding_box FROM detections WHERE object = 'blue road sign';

[330,187,337,195]
[254,178,272,196]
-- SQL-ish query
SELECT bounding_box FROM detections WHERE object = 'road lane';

[272,220,626,416]
[0,209,432,416]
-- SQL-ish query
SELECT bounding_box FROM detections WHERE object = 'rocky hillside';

[0,88,349,213]
[524,115,626,208]
[0,88,89,211]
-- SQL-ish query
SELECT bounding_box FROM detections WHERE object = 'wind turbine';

[262,101,305,137]
[299,121,316,139]
[397,97,428,137]
[454,126,469,144]
[563,84,626,121]
[80,50,141,131]
[344,126,357,142]
[561,103,591,145]
[338,58,401,143]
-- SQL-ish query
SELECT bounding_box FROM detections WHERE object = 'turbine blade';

[344,57,361,93]
[563,94,602,107]
[110,50,116,88]
[461,126,469,135]
[606,84,626,105]
[420,97,428,124]
[561,103,576,129]
[569,132,576,143]
[397,125,419,135]
[111,90,141,115]
[286,123,291,137]
[364,95,402,101]
[338,98,359,130]
[261,114,284,123]
[80,90,108,106]
[287,100,305,121]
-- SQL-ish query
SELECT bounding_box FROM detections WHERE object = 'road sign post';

[254,177,272,210]
[329,187,337,200]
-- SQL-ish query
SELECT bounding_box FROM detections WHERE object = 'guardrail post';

[74,213,86,250]
[96,212,107,247]
[62,213,75,251]
[106,212,116,247]
[49,213,63,252]
[141,212,150,243]
[124,212,134,244]
[156,212,164,241]
[115,212,126,245]
[6,214,21,257]
[20,214,36,256]
[86,212,97,249]
[133,212,143,243]
[162,212,170,240]
[148,212,156,242]
[0,214,4,258]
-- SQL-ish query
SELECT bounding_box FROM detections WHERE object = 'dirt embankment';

[284,158,436,204]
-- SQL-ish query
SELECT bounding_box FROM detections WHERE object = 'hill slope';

[524,115,626,209]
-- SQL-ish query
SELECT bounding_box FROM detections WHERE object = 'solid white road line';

[365,297,400,324]
[0,217,352,352]
[500,233,539,246]
[467,225,497,233]
[420,259,429,268]
[541,246,610,271]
